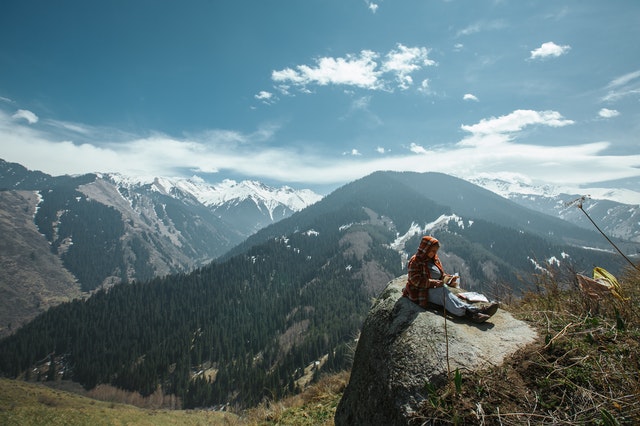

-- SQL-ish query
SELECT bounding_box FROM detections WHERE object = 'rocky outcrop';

[335,276,538,425]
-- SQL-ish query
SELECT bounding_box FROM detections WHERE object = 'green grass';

[0,372,347,426]
[0,378,239,426]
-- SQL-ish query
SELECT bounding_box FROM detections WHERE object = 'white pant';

[428,286,471,317]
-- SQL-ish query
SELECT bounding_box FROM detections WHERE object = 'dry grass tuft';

[243,371,349,425]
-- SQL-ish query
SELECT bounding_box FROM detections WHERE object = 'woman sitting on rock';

[402,235,499,323]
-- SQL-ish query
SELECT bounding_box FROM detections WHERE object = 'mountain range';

[0,159,320,335]
[469,175,640,243]
[1,160,639,408]
[2,159,639,333]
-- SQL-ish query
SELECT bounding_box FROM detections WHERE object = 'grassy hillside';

[0,378,237,426]
[0,373,346,426]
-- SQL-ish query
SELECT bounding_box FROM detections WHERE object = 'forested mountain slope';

[0,200,402,407]
[227,171,633,282]
[1,159,319,293]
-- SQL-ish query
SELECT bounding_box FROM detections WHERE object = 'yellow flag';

[592,267,628,301]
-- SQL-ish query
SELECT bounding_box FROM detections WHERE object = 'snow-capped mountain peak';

[464,174,640,242]
[103,173,322,214]
[465,173,640,205]
[97,172,323,235]
[466,175,559,199]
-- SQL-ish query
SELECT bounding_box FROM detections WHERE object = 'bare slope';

[0,191,81,337]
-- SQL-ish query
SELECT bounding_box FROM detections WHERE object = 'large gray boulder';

[335,276,538,425]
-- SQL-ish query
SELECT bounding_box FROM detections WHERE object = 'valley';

[1,160,639,416]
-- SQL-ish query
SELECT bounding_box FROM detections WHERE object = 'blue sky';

[1,0,639,197]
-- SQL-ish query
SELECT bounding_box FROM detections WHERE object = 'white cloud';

[1,108,638,196]
[382,44,436,90]
[463,93,479,102]
[409,143,428,154]
[456,20,506,37]
[418,79,431,94]
[460,109,574,139]
[255,91,273,101]
[598,108,620,118]
[602,70,640,102]
[350,96,371,111]
[271,45,435,93]
[543,6,569,21]
[272,50,381,89]
[12,109,39,124]
[45,119,98,135]
[376,147,386,154]
[529,42,571,60]
[365,1,378,13]
[608,70,640,88]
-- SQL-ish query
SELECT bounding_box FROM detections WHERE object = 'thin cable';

[567,195,640,272]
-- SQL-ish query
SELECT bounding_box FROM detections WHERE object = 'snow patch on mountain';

[390,214,469,252]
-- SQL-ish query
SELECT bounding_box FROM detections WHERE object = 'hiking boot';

[480,302,499,317]
[465,308,487,323]
[465,302,499,323]
[469,311,490,323]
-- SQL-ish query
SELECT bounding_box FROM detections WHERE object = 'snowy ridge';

[102,173,322,215]
[465,173,640,205]
[465,173,640,243]
[99,172,156,188]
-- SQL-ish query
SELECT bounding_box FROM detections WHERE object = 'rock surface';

[335,275,538,426]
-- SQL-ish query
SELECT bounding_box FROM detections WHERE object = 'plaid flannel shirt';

[402,236,445,308]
